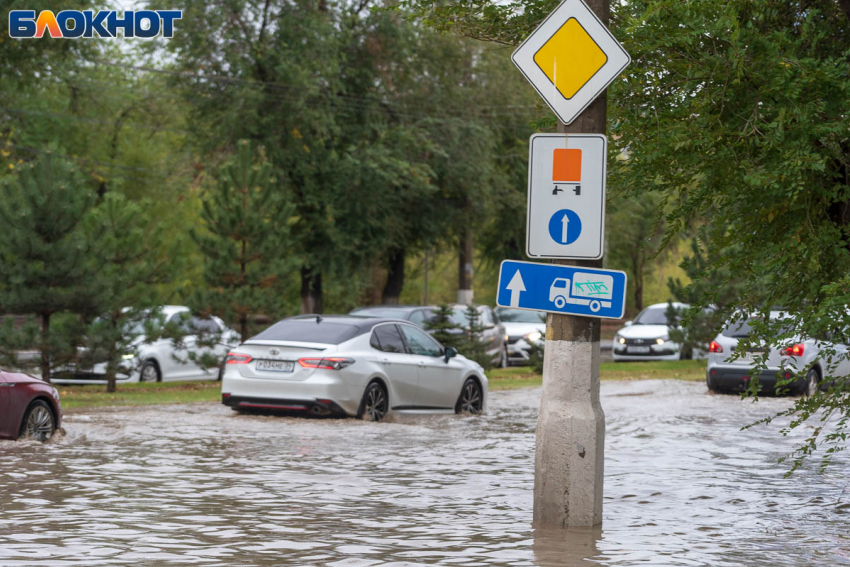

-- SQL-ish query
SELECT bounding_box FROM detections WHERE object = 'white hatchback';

[612,302,688,362]
[706,312,846,396]
[222,316,488,420]
[53,306,240,385]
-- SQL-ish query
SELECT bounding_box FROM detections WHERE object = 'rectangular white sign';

[526,133,607,259]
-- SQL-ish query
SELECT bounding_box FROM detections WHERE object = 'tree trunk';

[457,211,474,305]
[633,255,644,311]
[382,248,405,305]
[40,313,51,384]
[105,359,118,393]
[239,313,249,344]
[300,267,323,314]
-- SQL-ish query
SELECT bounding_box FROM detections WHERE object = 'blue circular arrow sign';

[548,209,582,245]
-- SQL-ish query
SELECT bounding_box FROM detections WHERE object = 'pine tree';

[460,304,493,371]
[425,304,464,351]
[190,140,294,342]
[0,152,100,382]
[80,193,177,393]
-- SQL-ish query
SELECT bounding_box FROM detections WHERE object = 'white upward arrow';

[561,213,569,244]
[506,270,526,307]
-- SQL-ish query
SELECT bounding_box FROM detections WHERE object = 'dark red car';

[0,370,61,441]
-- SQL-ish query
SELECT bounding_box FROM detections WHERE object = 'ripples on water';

[0,380,848,566]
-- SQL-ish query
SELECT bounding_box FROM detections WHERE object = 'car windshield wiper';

[730,333,750,338]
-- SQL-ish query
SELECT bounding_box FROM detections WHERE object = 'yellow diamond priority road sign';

[512,0,630,125]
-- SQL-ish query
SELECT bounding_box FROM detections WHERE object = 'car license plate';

[256,360,294,372]
[734,352,758,364]
[627,346,651,354]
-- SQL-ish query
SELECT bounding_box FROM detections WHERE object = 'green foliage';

[78,193,179,391]
[190,140,294,341]
[605,191,667,311]
[0,152,101,381]
[527,340,545,374]
[459,304,494,371]
[609,0,850,470]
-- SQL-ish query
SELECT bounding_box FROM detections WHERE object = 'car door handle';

[0,383,14,387]
[381,357,392,365]
[418,361,426,368]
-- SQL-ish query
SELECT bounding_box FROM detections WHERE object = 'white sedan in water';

[222,316,488,420]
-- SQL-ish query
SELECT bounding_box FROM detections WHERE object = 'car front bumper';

[707,365,803,394]
[52,366,136,385]
[507,338,541,364]
[612,343,681,361]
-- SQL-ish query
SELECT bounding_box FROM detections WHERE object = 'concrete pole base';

[534,338,605,527]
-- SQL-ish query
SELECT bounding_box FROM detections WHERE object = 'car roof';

[350,305,428,314]
[644,302,689,310]
[289,314,413,333]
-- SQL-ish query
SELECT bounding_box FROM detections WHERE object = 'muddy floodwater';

[1,380,849,566]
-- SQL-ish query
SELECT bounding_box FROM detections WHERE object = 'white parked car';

[495,307,546,365]
[612,302,688,362]
[706,311,843,396]
[53,306,239,385]
[222,315,488,420]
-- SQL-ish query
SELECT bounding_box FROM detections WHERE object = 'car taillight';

[226,352,253,364]
[709,341,723,353]
[298,357,355,370]
[782,343,804,357]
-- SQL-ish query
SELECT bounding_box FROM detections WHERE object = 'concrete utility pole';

[533,0,608,528]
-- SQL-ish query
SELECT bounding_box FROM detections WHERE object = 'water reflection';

[533,524,603,566]
[0,380,848,566]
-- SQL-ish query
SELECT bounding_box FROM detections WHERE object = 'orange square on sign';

[552,148,582,182]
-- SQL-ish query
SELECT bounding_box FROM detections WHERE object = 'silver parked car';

[495,307,545,365]
[706,311,847,396]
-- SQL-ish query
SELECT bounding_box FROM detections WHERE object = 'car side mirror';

[624,320,633,327]
[444,346,458,363]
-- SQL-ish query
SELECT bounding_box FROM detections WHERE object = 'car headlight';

[656,336,670,345]
[617,335,626,345]
[525,331,543,343]
[504,334,510,342]
[122,353,136,360]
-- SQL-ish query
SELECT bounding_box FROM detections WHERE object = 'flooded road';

[1,380,848,566]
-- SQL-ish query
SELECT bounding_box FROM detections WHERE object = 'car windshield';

[633,306,678,326]
[250,320,361,345]
[496,308,545,323]
[450,307,480,327]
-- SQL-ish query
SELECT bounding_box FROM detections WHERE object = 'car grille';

[622,338,656,346]
[507,336,522,345]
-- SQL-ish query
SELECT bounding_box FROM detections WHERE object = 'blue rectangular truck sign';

[496,260,627,320]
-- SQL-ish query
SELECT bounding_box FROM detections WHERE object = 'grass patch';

[489,359,705,391]
[58,381,222,410]
[58,360,707,407]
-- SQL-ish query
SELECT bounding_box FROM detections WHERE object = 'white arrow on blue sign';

[496,260,627,319]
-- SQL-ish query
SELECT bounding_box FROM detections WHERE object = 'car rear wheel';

[139,360,161,383]
[804,368,820,397]
[456,378,483,415]
[358,382,388,422]
[21,400,55,442]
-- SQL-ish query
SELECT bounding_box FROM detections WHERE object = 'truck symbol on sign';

[549,272,614,313]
